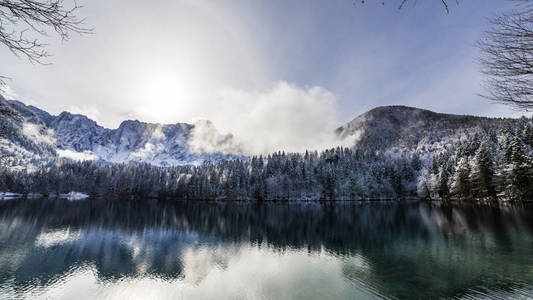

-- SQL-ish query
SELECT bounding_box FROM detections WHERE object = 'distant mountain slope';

[336,106,516,153]
[2,98,239,167]
[0,97,58,169]
[8,100,54,125]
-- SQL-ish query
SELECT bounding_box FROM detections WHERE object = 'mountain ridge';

[2,98,239,167]
[336,105,518,154]
[1,97,527,169]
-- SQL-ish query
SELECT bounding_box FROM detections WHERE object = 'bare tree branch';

[0,75,9,93]
[441,0,449,13]
[478,0,533,110]
[365,0,455,13]
[0,0,91,89]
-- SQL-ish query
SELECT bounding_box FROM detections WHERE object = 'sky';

[0,0,530,152]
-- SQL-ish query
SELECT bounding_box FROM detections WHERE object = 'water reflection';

[0,199,532,299]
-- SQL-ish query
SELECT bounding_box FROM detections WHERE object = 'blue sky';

[0,0,526,134]
[250,0,519,123]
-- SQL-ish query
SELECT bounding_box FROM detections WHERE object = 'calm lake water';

[0,199,532,300]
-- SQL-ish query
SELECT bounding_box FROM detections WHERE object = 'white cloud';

[190,82,356,155]
[65,105,102,124]
[22,122,56,145]
[188,120,245,155]
[130,142,164,160]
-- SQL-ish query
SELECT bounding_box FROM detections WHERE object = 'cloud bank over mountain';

[190,82,356,154]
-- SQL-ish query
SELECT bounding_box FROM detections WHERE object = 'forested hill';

[336,106,515,153]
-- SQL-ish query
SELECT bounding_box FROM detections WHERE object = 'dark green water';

[0,199,532,299]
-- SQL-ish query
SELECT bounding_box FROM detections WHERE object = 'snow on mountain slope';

[2,98,524,169]
[48,111,108,151]
[47,112,237,166]
[2,99,238,167]
[0,97,58,169]
[9,100,54,126]
[336,106,516,154]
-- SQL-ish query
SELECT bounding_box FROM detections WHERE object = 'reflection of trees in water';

[1,200,531,250]
[0,200,532,298]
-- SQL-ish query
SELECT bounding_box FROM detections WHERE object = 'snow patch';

[151,126,165,140]
[0,192,23,200]
[59,192,89,200]
[57,149,98,161]
[22,122,56,145]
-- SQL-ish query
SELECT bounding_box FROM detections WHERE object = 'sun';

[138,74,190,122]
[144,76,186,104]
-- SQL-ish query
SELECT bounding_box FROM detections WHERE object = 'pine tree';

[437,168,450,199]
[411,153,422,172]
[451,157,471,199]
[507,135,533,200]
[471,141,495,198]
[523,122,533,147]
[416,169,431,199]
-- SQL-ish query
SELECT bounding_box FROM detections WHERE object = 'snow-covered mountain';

[0,97,524,169]
[336,105,517,154]
[2,97,240,167]
[0,97,58,170]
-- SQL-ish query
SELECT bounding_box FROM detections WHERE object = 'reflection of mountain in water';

[0,199,532,299]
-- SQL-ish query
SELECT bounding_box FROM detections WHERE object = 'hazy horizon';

[3,96,530,130]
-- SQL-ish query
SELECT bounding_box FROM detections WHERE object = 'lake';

[0,199,532,299]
